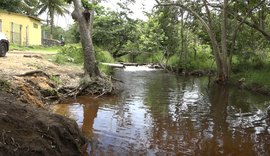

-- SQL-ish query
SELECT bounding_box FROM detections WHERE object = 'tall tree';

[156,0,180,67]
[158,0,230,83]
[66,0,101,77]
[39,0,68,39]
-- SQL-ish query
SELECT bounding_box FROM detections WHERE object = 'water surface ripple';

[52,67,270,156]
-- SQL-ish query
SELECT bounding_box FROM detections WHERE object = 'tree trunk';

[72,0,101,78]
[180,10,184,67]
[50,9,54,39]
[220,0,230,81]
[202,0,225,82]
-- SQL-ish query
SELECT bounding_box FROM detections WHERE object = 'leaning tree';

[156,0,268,83]
[64,0,113,96]
[65,0,101,78]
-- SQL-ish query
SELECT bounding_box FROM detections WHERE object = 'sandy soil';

[0,51,86,156]
[0,51,83,88]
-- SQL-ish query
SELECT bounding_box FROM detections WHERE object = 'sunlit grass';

[9,43,60,53]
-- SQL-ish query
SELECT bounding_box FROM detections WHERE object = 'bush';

[95,47,115,74]
[166,44,214,70]
[167,54,181,67]
[135,51,163,64]
[55,44,83,64]
[95,47,114,63]
[55,44,116,74]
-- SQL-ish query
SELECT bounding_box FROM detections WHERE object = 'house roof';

[0,9,42,22]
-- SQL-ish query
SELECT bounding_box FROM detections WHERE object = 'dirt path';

[0,51,86,155]
[0,51,83,87]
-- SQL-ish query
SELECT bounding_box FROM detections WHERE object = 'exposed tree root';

[58,75,115,99]
[16,70,50,78]
[9,70,119,107]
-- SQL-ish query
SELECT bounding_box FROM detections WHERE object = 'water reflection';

[51,69,270,156]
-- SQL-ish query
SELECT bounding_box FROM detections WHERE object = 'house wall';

[0,11,41,45]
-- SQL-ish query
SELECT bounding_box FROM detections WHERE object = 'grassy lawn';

[9,43,61,53]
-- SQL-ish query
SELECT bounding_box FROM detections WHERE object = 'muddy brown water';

[51,66,270,156]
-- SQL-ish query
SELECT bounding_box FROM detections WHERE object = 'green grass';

[9,43,60,53]
[231,55,270,89]
[231,60,270,92]
[232,69,270,89]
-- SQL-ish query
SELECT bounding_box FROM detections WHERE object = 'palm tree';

[38,0,69,39]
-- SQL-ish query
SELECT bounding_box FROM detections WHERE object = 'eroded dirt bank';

[0,52,86,155]
[0,91,86,156]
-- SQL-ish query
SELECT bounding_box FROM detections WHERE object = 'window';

[33,23,38,28]
[10,22,22,44]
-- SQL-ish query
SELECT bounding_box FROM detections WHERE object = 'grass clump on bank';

[0,79,10,91]
[231,62,270,91]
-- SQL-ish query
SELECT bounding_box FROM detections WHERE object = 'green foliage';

[39,0,68,38]
[95,47,115,74]
[50,75,61,85]
[166,44,214,70]
[38,0,68,16]
[93,10,139,58]
[167,55,181,67]
[63,23,80,43]
[0,0,22,13]
[139,15,166,53]
[42,25,65,40]
[21,0,40,16]
[81,0,93,10]
[232,51,270,90]
[55,44,83,64]
[187,45,214,70]
[64,0,72,4]
[232,51,269,72]
[95,47,114,63]
[156,4,179,54]
[232,67,270,90]
[134,52,163,64]
[55,44,115,74]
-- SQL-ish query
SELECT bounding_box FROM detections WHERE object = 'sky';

[40,0,156,29]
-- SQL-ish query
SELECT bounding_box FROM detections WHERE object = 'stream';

[51,66,270,156]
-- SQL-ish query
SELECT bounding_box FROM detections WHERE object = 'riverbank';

[170,67,270,96]
[0,52,87,155]
[0,90,86,155]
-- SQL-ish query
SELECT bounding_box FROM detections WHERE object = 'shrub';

[95,47,114,63]
[55,44,115,74]
[55,44,83,64]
